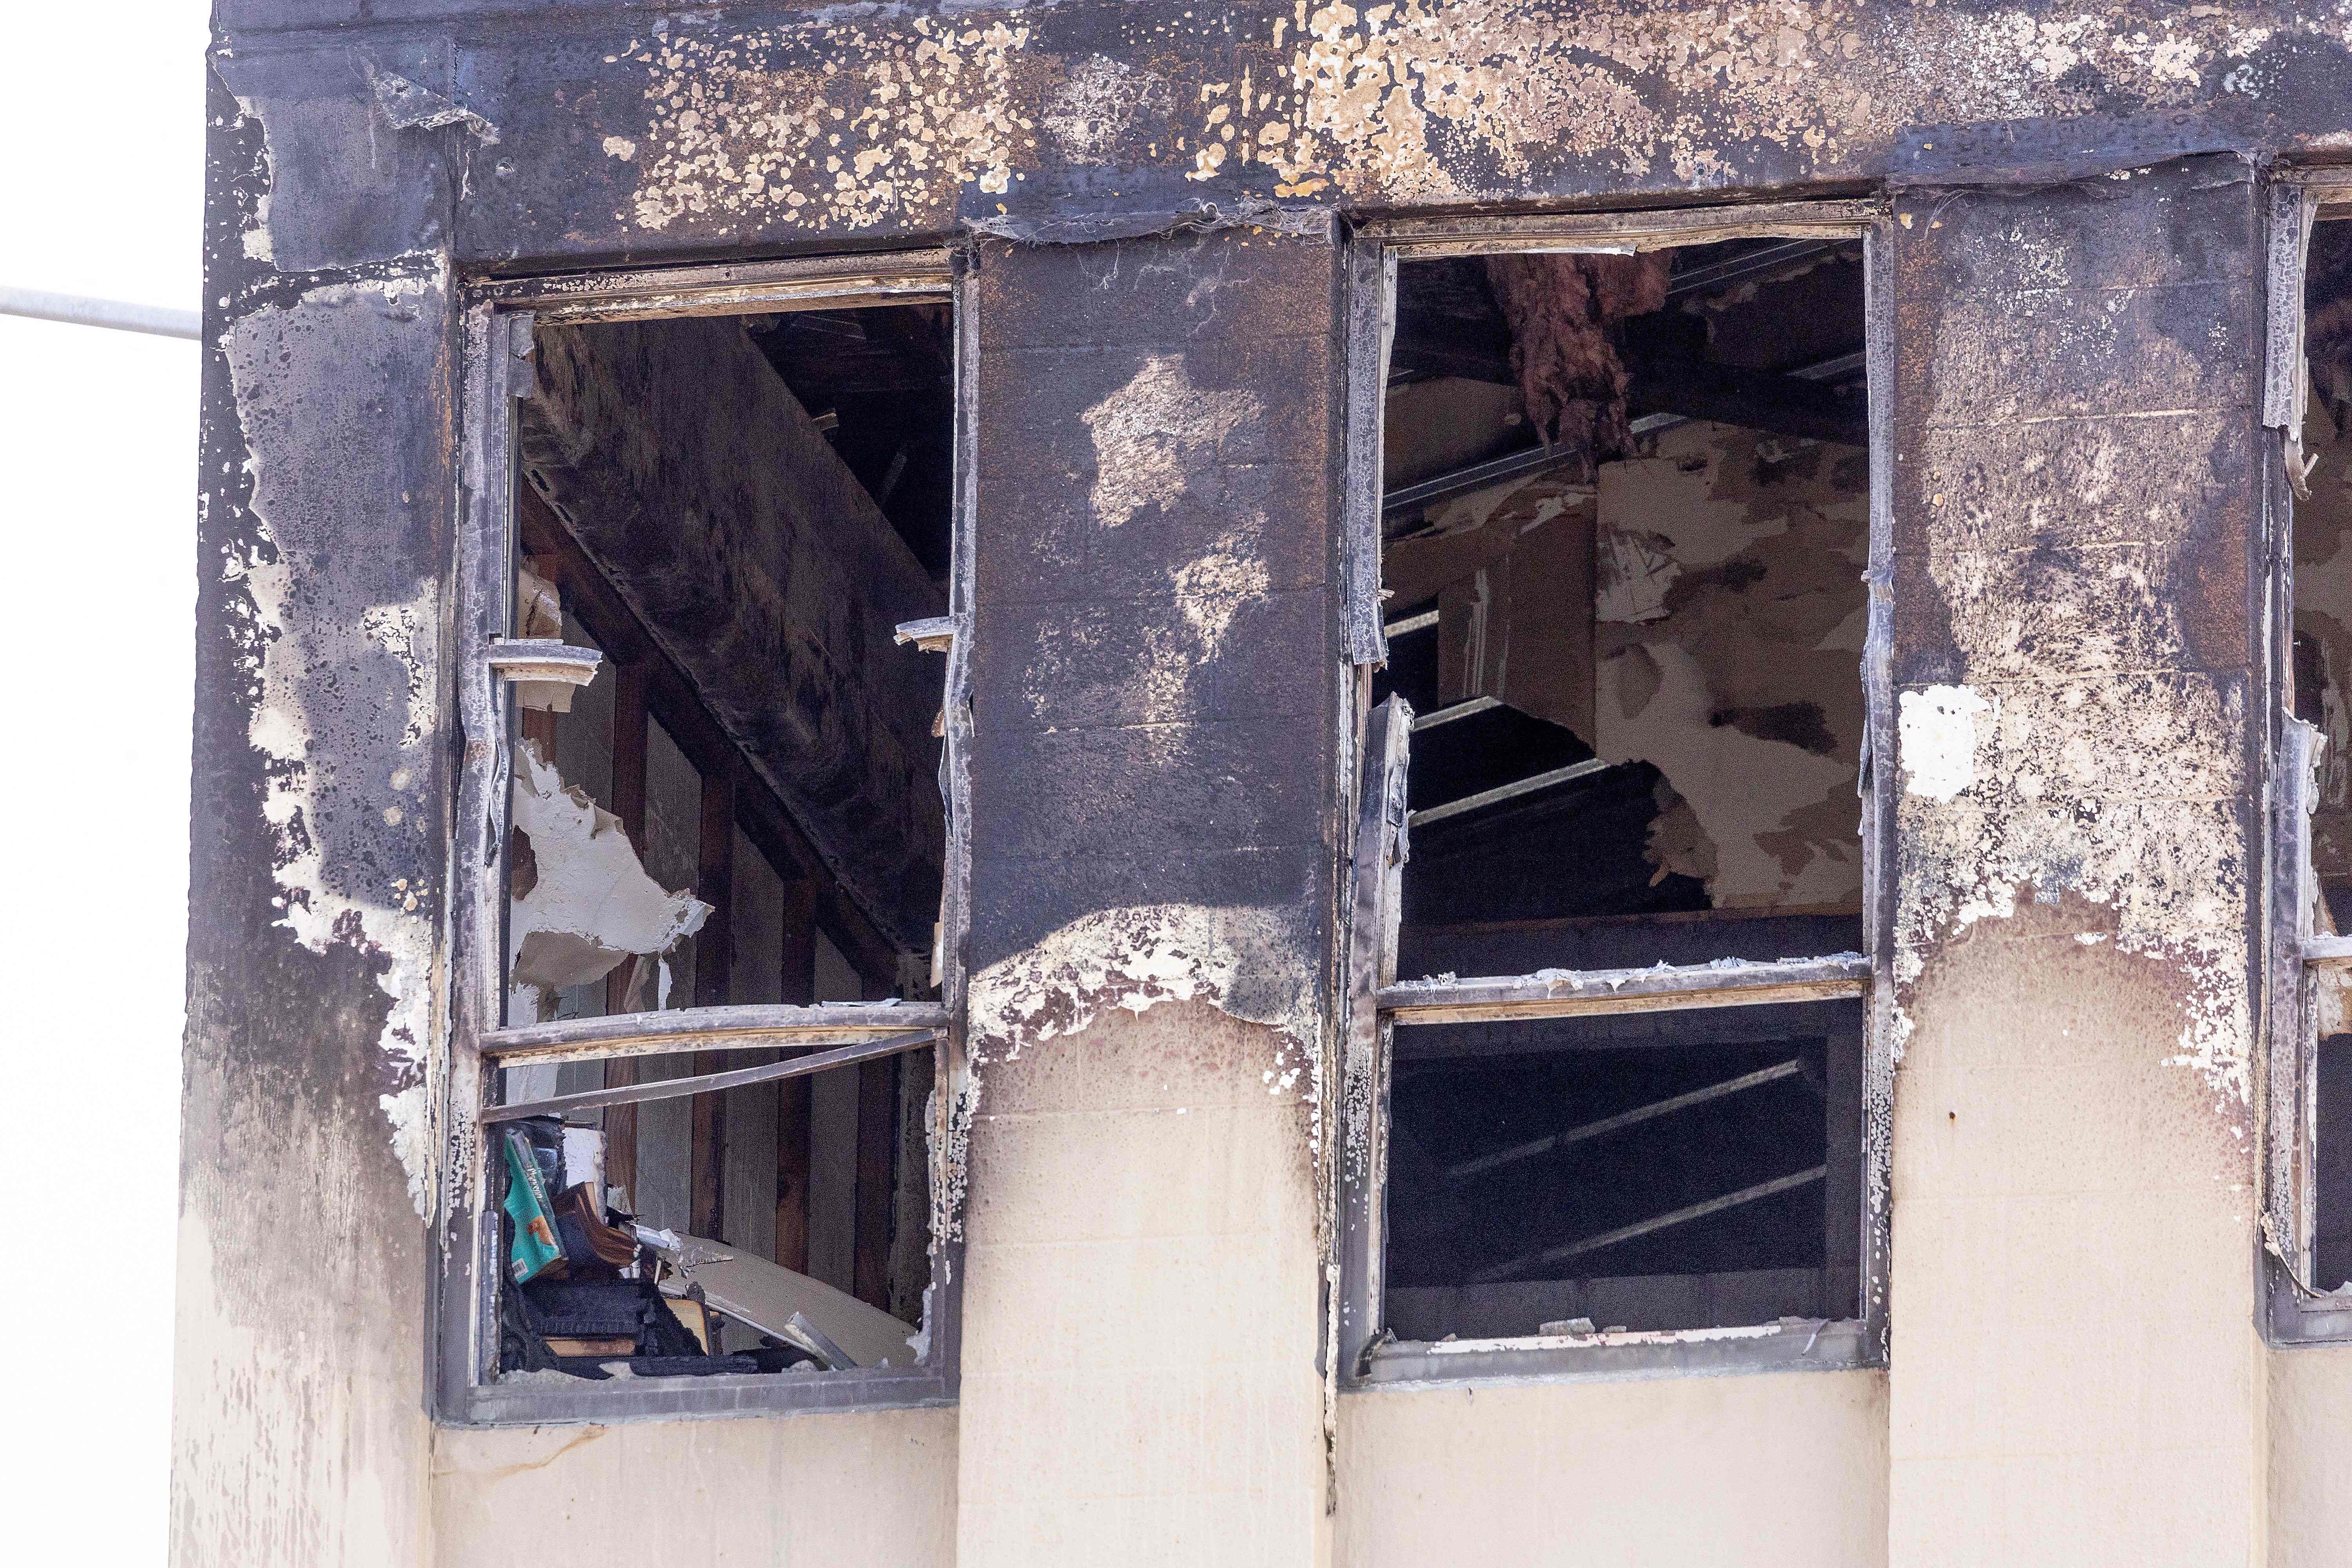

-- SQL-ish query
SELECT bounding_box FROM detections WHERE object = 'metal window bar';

[1445,1058,1806,1182]
[1379,954,1871,1025]
[1407,758,1613,827]
[483,1028,940,1124]
[1471,1166,1829,1284]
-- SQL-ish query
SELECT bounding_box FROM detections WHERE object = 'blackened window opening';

[1376,235,1871,1338]
[491,302,952,1383]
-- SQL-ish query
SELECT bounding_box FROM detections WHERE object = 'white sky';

[0,2,208,1558]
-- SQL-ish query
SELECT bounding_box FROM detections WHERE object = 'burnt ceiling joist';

[750,305,956,582]
[1622,353,1867,447]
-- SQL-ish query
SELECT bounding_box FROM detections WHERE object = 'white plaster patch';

[1080,355,1262,528]
[1898,685,1991,803]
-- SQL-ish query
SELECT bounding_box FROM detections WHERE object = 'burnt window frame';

[1335,200,1896,1387]
[2263,172,2352,1348]
[433,251,976,1426]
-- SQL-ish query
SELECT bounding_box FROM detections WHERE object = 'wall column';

[1884,155,2266,1565]
[956,227,1344,1567]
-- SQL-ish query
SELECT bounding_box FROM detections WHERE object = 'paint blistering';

[606,2,2337,235]
[935,904,1323,1250]
[627,16,1035,232]
[969,904,1321,1061]
[223,274,447,1219]
[1894,674,2251,1104]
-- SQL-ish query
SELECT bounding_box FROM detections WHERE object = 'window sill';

[450,1362,953,1428]
[1347,1316,1876,1390]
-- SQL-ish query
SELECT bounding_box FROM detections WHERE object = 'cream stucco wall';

[1335,1369,1888,1566]
[955,1000,1328,1567]
[430,1407,956,1566]
[2268,1345,2352,1567]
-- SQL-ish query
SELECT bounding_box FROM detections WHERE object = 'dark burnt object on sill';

[1376,232,1870,1340]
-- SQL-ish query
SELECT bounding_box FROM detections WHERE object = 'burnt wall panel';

[176,70,451,1568]
[966,228,1342,988]
[215,3,2352,267]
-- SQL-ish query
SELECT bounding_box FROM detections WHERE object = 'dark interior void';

[2320,1036,2352,1292]
[1384,1000,1865,1339]
[1376,236,1869,1335]
[749,303,956,583]
[490,304,953,1379]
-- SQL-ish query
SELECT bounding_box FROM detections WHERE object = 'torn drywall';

[505,740,710,1022]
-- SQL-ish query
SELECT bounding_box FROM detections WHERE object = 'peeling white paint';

[1895,675,2251,1102]
[224,274,447,1218]
[968,903,1319,1062]
[1898,684,1991,803]
[1080,355,1263,529]
[1168,533,1273,652]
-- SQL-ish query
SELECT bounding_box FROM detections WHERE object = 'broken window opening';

[1359,227,1878,1357]
[454,272,963,1403]
[2279,192,2352,1325]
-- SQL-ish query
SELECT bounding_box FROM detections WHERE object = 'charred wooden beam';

[1624,352,1868,446]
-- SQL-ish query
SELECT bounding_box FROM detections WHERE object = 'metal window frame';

[2263,173,2352,1346]
[433,249,974,1425]
[1336,200,1895,1390]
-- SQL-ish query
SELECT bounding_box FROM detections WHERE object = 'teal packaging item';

[503,1127,565,1283]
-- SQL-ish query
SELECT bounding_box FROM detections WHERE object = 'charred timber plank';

[1624,355,1868,447]
[1379,954,1869,1024]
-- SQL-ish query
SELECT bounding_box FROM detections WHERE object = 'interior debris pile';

[491,302,954,1381]
[1376,236,1871,1339]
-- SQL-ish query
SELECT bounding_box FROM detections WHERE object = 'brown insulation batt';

[1484,252,1670,459]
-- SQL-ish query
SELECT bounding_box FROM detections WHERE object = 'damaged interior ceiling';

[2295,214,2352,1294]
[491,303,952,1383]
[1377,236,1869,1339]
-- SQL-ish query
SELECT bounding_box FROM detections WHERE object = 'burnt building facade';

[182,2,2352,1563]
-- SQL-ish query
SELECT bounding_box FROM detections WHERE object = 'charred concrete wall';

[1886,157,2267,1561]
[214,2,2352,270]
[957,228,1340,1564]
[180,69,449,1568]
[187,0,2352,1564]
